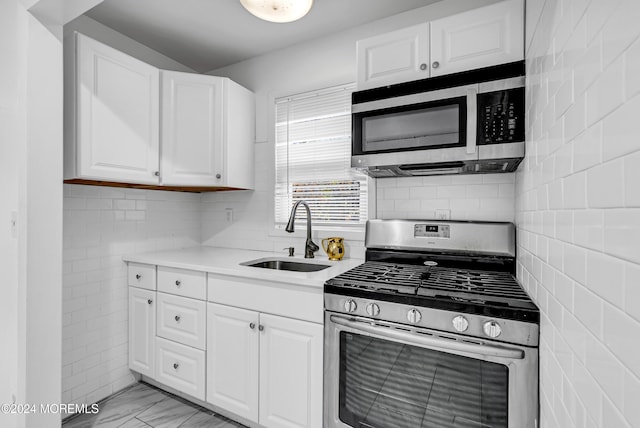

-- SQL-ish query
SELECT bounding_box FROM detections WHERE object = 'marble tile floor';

[62,382,246,428]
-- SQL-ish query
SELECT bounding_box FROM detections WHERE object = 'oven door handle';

[330,315,524,360]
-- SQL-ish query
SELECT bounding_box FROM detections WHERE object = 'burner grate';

[327,261,531,306]
[419,267,530,300]
[325,261,427,294]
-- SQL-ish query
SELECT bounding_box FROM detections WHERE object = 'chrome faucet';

[285,200,319,258]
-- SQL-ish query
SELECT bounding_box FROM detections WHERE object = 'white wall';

[516,0,640,426]
[201,0,505,257]
[1,0,82,426]
[62,185,201,407]
[0,2,26,427]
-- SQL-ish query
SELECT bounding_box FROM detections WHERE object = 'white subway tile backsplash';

[624,263,640,323]
[602,94,640,161]
[520,0,639,425]
[603,304,640,378]
[603,209,640,264]
[585,335,626,411]
[623,151,640,207]
[623,372,640,428]
[586,251,625,308]
[63,184,200,408]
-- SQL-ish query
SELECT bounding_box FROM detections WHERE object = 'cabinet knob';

[154,171,160,177]
[136,274,142,280]
[216,173,222,179]
[173,363,179,370]
[432,61,440,69]
[249,322,256,330]
[147,299,152,305]
[258,325,264,332]
[420,63,427,71]
[175,280,181,287]
[175,315,181,322]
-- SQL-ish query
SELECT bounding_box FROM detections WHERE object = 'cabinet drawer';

[128,263,156,290]
[155,337,205,401]
[158,266,206,300]
[157,293,206,350]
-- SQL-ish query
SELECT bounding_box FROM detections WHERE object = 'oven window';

[339,332,508,428]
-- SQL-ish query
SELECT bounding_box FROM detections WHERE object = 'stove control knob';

[483,320,502,338]
[452,315,469,332]
[407,309,422,324]
[366,303,380,317]
[344,299,357,313]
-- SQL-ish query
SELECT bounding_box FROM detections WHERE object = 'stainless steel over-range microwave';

[351,61,526,177]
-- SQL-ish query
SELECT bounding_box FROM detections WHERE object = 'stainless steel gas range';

[324,219,539,428]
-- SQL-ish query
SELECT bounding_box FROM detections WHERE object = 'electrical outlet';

[225,208,233,223]
[11,210,17,238]
[435,209,450,220]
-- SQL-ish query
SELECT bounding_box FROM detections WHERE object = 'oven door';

[324,312,538,428]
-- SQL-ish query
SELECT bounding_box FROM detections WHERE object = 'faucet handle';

[283,247,295,257]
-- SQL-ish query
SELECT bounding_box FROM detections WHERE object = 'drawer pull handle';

[175,280,181,287]
[175,315,181,322]
[258,325,264,332]
[136,274,142,280]
[249,322,255,329]
[173,363,179,370]
[147,299,153,305]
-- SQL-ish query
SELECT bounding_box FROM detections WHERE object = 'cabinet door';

[76,33,160,184]
[161,71,224,186]
[259,314,323,428]
[356,23,430,90]
[430,0,524,77]
[128,287,155,377]
[206,303,259,422]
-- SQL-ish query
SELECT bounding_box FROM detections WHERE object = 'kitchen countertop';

[123,246,363,288]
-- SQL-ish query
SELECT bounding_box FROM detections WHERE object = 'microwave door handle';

[466,87,478,155]
[330,314,524,360]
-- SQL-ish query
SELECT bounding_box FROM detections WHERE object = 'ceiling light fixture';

[239,0,314,23]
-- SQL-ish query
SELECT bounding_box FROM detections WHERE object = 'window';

[275,84,368,229]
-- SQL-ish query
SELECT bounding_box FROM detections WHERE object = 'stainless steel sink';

[241,258,330,272]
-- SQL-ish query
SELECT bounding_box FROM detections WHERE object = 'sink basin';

[241,258,331,272]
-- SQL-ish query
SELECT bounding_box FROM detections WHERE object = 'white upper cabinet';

[356,24,430,90]
[355,0,524,89]
[160,72,255,188]
[161,71,223,186]
[430,0,524,77]
[69,32,160,184]
[66,32,255,190]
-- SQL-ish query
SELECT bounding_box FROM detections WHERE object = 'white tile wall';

[377,173,516,221]
[517,0,640,426]
[62,184,201,410]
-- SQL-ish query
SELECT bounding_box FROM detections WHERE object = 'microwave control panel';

[477,87,524,145]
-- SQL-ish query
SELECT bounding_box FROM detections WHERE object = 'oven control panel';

[414,224,450,239]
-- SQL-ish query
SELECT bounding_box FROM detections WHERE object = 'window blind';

[275,84,368,228]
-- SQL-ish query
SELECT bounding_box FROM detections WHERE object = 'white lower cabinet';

[207,303,323,428]
[206,303,259,421]
[155,337,206,401]
[129,287,156,377]
[258,313,323,428]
